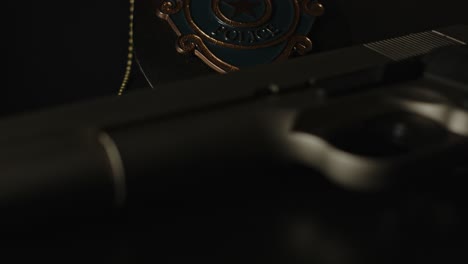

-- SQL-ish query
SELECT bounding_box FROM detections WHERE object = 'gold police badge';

[157,0,324,73]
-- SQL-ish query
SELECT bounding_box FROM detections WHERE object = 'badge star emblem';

[223,0,261,19]
[157,0,324,73]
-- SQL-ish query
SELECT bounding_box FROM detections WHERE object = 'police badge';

[157,0,324,73]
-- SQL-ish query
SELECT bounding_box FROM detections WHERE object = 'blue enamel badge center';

[157,0,324,72]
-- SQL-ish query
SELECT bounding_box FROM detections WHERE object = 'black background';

[3,1,468,262]
[5,0,468,116]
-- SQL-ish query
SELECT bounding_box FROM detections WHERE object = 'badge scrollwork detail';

[157,0,324,73]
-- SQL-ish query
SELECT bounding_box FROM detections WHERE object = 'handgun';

[0,25,467,224]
